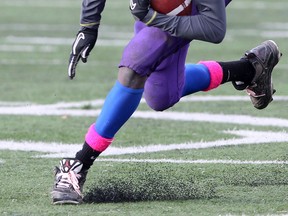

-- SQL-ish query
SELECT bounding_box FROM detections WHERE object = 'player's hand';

[68,28,98,79]
[130,0,150,21]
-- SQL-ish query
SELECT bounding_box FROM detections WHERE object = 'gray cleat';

[51,158,87,205]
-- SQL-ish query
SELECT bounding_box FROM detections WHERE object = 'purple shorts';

[119,22,190,111]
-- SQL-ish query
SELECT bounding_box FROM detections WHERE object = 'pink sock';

[198,61,223,91]
[85,123,114,152]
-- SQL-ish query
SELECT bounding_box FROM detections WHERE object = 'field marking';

[0,98,288,164]
[5,36,129,46]
[0,45,56,53]
[97,158,288,165]
[262,22,288,30]
[5,27,287,50]
[0,155,286,165]
[0,0,79,8]
[1,96,288,128]
[230,1,288,10]
[3,95,288,106]
[0,130,288,159]
[13,58,287,70]
[0,59,62,66]
[2,56,284,68]
[0,24,133,38]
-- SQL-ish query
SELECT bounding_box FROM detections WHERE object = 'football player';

[52,0,281,204]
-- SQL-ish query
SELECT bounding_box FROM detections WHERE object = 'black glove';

[68,28,98,79]
[130,0,150,21]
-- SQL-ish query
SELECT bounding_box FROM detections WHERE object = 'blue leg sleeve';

[181,63,211,97]
[95,81,144,138]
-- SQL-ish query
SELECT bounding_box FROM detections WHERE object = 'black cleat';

[245,40,281,109]
[233,40,281,109]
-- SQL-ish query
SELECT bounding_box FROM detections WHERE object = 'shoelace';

[57,171,83,197]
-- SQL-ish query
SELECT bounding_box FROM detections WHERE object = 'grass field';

[1,0,288,215]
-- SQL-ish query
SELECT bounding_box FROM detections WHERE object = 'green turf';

[1,152,288,215]
[1,0,288,215]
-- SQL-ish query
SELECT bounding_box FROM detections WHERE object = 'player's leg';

[181,63,211,97]
[181,60,254,96]
[52,23,181,204]
[146,40,281,110]
[143,58,222,110]
[142,41,223,110]
[142,46,224,110]
[230,40,281,109]
[87,24,181,145]
[143,43,189,111]
[52,71,145,204]
[182,40,281,109]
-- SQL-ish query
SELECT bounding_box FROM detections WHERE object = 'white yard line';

[0,130,288,159]
[1,96,288,128]
[0,97,288,164]
[2,95,288,106]
[0,24,133,39]
[133,111,288,128]
[0,59,64,65]
[1,129,288,165]
[261,31,288,38]
[97,158,288,165]
[5,36,129,46]
[180,95,288,102]
[0,0,79,8]
[3,107,288,128]
[230,2,288,10]
[261,22,288,30]
[0,45,56,52]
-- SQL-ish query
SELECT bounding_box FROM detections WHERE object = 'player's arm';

[68,0,106,79]
[133,0,230,43]
[80,0,106,30]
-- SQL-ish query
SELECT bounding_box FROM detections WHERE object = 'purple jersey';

[81,0,230,110]
[119,22,189,110]
[119,0,229,110]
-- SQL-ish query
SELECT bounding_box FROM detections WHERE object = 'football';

[150,0,192,16]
